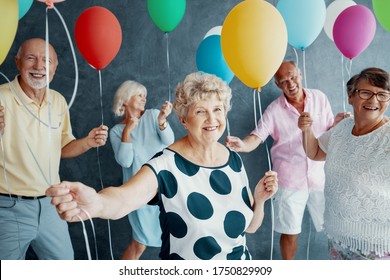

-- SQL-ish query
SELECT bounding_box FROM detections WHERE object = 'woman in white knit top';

[298,67,390,260]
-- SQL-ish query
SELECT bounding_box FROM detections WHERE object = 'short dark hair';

[346,67,390,94]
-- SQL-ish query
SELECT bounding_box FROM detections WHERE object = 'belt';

[0,193,46,200]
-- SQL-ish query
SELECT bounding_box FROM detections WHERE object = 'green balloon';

[147,0,186,33]
[373,0,390,33]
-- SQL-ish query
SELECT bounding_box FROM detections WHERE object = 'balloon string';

[0,73,60,129]
[53,6,79,111]
[270,198,275,260]
[77,215,92,260]
[0,74,51,187]
[79,208,98,260]
[96,70,114,260]
[306,219,312,260]
[256,90,271,171]
[302,48,307,89]
[226,116,230,137]
[255,89,274,260]
[0,130,10,195]
[165,33,172,102]
[45,8,53,185]
[293,47,299,69]
[341,55,346,112]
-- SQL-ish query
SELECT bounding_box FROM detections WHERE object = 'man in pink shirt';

[226,61,346,259]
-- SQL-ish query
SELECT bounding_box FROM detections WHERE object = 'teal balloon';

[18,0,34,20]
[196,35,234,84]
[147,0,186,33]
[277,0,326,50]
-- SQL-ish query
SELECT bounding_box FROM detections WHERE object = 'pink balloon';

[37,0,65,9]
[333,5,376,59]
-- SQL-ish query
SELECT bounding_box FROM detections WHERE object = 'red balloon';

[75,6,122,70]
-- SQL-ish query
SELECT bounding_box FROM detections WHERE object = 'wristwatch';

[159,121,167,130]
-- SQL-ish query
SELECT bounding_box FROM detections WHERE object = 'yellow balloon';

[0,0,18,65]
[221,0,287,90]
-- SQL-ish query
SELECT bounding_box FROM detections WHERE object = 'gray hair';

[173,72,232,119]
[112,80,147,117]
[346,67,390,95]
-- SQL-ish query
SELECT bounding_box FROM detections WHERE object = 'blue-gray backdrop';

[1,0,389,260]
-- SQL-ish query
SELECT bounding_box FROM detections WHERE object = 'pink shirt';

[251,89,334,191]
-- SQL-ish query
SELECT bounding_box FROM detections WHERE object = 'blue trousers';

[0,195,74,260]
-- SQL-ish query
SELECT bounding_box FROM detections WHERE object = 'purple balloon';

[333,5,376,59]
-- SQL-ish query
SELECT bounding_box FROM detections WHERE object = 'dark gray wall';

[1,0,389,260]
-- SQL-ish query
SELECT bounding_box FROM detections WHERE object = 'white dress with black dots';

[145,148,254,260]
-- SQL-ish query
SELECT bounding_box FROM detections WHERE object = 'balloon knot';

[38,0,65,9]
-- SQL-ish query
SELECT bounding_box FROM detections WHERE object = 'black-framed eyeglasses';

[354,89,390,102]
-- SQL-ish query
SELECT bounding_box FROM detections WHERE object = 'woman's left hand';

[254,170,278,203]
[158,101,173,124]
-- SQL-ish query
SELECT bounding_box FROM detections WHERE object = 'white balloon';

[324,0,356,41]
[203,25,223,39]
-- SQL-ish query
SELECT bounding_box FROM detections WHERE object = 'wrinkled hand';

[125,117,139,130]
[298,112,313,131]
[254,171,278,203]
[225,136,244,151]
[157,101,173,125]
[333,112,351,127]
[0,106,5,135]
[87,125,108,148]
[45,181,99,222]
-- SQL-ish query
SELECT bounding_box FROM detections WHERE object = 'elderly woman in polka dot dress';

[46,72,278,260]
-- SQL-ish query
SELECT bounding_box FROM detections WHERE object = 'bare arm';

[46,165,158,222]
[226,134,262,153]
[298,112,326,161]
[61,125,108,158]
[246,171,278,233]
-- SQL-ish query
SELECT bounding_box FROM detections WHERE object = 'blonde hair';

[112,80,147,117]
[173,72,232,119]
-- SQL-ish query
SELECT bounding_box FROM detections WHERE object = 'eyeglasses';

[354,89,390,102]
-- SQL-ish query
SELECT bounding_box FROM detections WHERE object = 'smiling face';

[182,95,226,145]
[16,38,58,91]
[349,79,390,124]
[125,91,146,112]
[274,61,304,103]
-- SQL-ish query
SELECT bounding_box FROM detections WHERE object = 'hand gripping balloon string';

[253,89,274,259]
[165,33,172,103]
[79,207,98,260]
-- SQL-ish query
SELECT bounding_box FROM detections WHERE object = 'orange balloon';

[0,0,18,65]
[221,0,287,90]
[75,6,122,70]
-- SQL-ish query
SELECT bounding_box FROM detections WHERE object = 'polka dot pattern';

[209,170,232,195]
[174,153,199,176]
[187,192,214,220]
[193,236,221,260]
[158,170,177,199]
[147,148,253,260]
[241,186,252,209]
[224,211,246,238]
[166,212,188,238]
